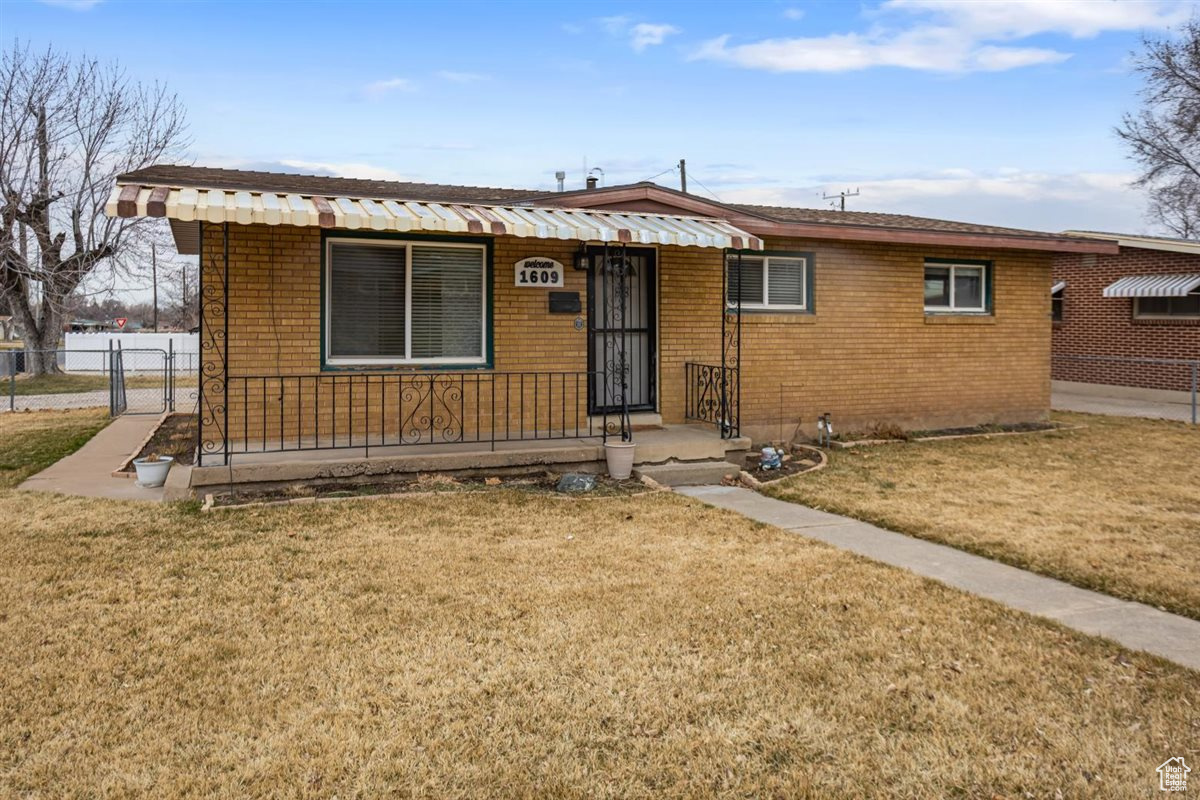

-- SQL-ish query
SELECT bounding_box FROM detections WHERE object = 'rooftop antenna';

[822,187,860,211]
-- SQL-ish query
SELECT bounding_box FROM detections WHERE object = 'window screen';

[726,254,809,309]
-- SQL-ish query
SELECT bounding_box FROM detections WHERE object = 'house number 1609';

[514,257,565,288]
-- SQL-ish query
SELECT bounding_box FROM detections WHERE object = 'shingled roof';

[115,165,1115,253]
[726,203,1053,238]
[118,165,540,205]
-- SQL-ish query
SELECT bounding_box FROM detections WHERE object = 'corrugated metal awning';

[1102,273,1200,298]
[1051,281,1066,294]
[104,182,763,251]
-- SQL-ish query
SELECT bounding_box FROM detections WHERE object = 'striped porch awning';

[1102,273,1200,298]
[104,182,763,251]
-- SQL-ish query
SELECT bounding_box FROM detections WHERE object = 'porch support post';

[198,221,231,466]
[720,249,742,439]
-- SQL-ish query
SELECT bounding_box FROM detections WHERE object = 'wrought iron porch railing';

[203,370,608,459]
[684,362,740,438]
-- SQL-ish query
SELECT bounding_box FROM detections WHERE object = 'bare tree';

[0,44,187,373]
[1117,18,1200,238]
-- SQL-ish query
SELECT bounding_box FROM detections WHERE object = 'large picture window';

[326,238,487,365]
[726,253,811,311]
[925,261,990,313]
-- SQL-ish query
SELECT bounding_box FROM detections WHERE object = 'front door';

[587,247,656,414]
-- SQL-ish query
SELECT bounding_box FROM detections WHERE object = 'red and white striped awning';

[1102,273,1200,298]
[104,182,763,251]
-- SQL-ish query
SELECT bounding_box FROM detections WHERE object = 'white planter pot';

[604,441,636,480]
[132,456,173,488]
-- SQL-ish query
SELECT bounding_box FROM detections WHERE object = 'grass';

[0,408,109,488]
[765,411,1200,620]
[6,372,197,396]
[0,413,1197,797]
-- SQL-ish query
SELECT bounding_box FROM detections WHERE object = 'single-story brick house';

[106,165,1114,483]
[1053,231,1200,394]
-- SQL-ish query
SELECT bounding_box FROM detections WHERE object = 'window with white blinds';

[326,238,487,364]
[726,253,810,310]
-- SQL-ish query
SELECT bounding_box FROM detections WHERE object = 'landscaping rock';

[556,474,597,493]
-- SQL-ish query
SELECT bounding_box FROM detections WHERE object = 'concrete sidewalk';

[19,414,167,502]
[678,485,1200,672]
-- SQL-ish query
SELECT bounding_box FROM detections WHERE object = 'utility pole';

[822,188,860,211]
[679,158,687,193]
[151,241,158,332]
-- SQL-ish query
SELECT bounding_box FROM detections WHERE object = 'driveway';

[1052,387,1196,423]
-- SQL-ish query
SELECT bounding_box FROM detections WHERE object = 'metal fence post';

[7,351,14,412]
[1192,361,1197,426]
[108,341,115,417]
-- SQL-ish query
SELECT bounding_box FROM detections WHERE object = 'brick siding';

[1052,247,1200,392]
[201,223,1053,449]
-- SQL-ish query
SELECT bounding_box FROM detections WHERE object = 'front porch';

[189,422,750,491]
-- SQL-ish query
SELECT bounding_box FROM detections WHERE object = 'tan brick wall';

[657,237,1052,440]
[200,223,1051,450]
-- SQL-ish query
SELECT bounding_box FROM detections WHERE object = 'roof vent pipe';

[586,176,598,190]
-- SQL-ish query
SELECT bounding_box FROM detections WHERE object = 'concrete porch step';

[634,461,741,487]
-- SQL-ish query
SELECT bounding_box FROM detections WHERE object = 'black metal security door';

[587,246,656,414]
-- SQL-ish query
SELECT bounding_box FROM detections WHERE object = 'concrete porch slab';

[191,424,750,491]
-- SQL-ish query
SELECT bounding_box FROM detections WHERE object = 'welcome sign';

[514,257,564,288]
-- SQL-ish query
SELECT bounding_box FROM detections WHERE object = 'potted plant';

[604,438,636,480]
[132,452,173,488]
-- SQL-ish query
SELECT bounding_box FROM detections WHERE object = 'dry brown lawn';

[766,411,1200,620]
[0,412,1197,797]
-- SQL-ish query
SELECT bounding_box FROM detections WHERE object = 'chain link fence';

[2,345,198,416]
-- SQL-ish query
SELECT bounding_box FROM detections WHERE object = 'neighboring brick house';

[1053,232,1200,393]
[106,165,1114,480]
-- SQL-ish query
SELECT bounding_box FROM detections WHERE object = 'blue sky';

[4,0,1197,234]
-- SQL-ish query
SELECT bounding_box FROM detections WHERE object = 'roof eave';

[736,219,1120,254]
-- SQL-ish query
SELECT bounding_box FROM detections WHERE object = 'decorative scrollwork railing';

[684,362,739,438]
[215,370,605,457]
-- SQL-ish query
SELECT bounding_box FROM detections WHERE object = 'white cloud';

[362,77,415,98]
[782,8,805,21]
[38,0,102,9]
[692,30,1066,73]
[266,159,413,182]
[721,169,1152,234]
[630,23,680,51]
[887,0,1191,39]
[595,16,680,51]
[692,0,1188,73]
[436,71,489,83]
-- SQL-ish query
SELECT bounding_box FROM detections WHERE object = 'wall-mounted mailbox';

[548,291,581,314]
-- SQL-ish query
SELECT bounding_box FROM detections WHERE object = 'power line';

[640,165,678,183]
[686,172,722,203]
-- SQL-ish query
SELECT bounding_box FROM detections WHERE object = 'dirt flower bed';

[833,419,1059,445]
[741,445,824,482]
[209,470,650,507]
[122,413,197,470]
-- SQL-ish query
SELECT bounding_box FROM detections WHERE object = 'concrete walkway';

[19,414,167,502]
[678,485,1200,671]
